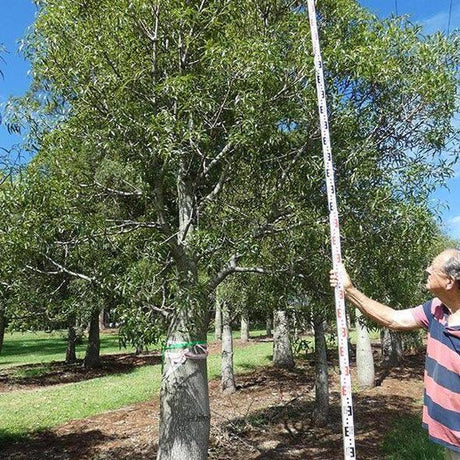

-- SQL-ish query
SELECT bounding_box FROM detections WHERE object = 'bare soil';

[0,340,425,460]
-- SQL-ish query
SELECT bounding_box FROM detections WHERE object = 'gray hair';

[442,249,460,288]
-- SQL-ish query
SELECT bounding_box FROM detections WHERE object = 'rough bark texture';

[273,309,295,369]
[266,313,273,337]
[313,319,329,425]
[381,328,403,367]
[0,308,5,355]
[356,310,375,388]
[215,298,222,341]
[240,313,249,342]
[65,315,77,364]
[221,302,236,394]
[84,309,101,368]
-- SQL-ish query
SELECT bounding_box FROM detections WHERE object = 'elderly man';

[330,248,460,459]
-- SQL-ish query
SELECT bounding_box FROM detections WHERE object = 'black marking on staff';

[307,1,356,459]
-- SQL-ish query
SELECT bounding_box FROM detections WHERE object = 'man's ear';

[446,277,457,291]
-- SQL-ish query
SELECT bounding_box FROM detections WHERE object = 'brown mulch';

[0,341,425,460]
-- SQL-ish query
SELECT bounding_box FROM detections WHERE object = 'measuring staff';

[306,1,356,459]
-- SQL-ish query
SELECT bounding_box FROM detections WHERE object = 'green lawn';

[0,330,135,368]
[0,340,273,443]
[382,415,444,459]
[0,328,268,369]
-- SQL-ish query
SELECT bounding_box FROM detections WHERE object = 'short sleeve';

[409,300,432,330]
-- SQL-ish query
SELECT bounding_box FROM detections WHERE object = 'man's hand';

[329,263,353,291]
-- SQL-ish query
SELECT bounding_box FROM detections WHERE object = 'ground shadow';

[0,352,162,390]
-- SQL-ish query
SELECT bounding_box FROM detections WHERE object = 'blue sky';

[0,0,459,238]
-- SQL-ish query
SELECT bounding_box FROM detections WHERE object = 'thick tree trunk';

[0,307,5,355]
[66,314,77,364]
[84,309,101,368]
[157,170,210,460]
[381,328,403,367]
[356,310,375,388]
[266,312,273,337]
[157,318,210,460]
[221,302,236,394]
[313,318,329,425]
[273,309,295,369]
[215,297,222,341]
[240,313,249,342]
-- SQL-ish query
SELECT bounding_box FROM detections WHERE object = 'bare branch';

[27,255,96,283]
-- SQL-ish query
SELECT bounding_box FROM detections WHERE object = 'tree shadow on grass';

[0,429,120,460]
[0,353,162,390]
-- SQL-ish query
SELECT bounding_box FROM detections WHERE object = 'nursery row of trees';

[1,0,459,458]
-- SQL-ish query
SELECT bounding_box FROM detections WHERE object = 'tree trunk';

[273,309,295,369]
[0,307,5,355]
[313,318,329,425]
[157,315,210,460]
[356,310,375,388]
[266,312,273,337]
[381,328,403,367]
[84,309,101,368]
[66,314,77,364]
[221,301,236,394]
[215,297,222,341]
[99,309,106,331]
[157,170,210,460]
[240,313,249,342]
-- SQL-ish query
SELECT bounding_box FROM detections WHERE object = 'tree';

[9,0,458,457]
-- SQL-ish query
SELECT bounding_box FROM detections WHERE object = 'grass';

[0,330,136,368]
[382,415,445,459]
[0,328,267,369]
[0,340,273,444]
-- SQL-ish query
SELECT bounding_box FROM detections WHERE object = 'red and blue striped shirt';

[411,298,460,452]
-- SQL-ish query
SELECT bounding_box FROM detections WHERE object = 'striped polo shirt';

[411,298,460,452]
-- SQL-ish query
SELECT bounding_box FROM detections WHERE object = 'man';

[330,248,460,459]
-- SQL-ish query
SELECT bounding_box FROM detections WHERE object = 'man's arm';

[330,265,421,331]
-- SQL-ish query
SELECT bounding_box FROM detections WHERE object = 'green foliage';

[1,0,459,350]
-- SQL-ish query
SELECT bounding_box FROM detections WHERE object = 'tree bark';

[221,301,236,394]
[381,328,403,367]
[99,309,106,330]
[157,312,210,460]
[66,314,77,364]
[84,309,101,368]
[313,318,329,425]
[356,310,375,388]
[157,170,210,460]
[273,309,294,369]
[240,313,249,342]
[266,312,273,337]
[0,307,5,355]
[214,297,222,341]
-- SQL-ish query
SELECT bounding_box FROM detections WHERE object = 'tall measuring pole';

[306,1,356,458]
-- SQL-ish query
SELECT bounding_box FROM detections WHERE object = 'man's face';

[425,252,453,294]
